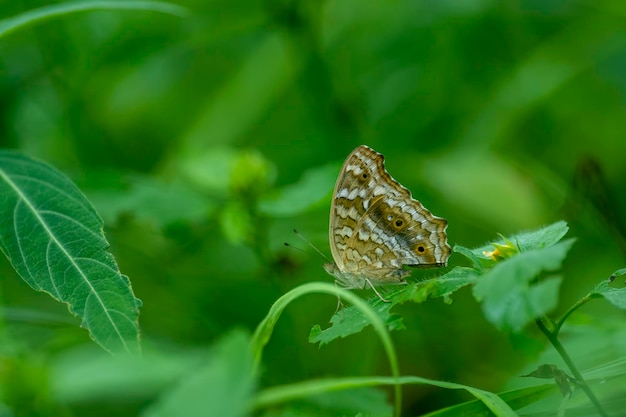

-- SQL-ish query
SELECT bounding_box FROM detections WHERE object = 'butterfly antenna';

[293,229,332,263]
[283,242,307,254]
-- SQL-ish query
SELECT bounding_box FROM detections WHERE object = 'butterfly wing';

[328,146,373,273]
[329,145,450,284]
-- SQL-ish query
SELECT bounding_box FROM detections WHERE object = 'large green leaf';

[0,151,141,355]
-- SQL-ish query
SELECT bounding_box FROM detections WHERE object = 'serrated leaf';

[309,299,396,347]
[515,220,569,251]
[310,268,476,346]
[590,279,626,309]
[0,151,140,355]
[473,239,574,332]
[471,221,569,259]
[396,267,479,304]
[141,330,255,417]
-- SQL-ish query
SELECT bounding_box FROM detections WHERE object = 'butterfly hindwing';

[326,145,450,290]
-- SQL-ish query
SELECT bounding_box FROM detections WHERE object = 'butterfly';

[323,145,450,301]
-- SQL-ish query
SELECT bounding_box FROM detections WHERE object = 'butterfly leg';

[334,280,345,312]
[365,278,391,303]
[333,281,348,321]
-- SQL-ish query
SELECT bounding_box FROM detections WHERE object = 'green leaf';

[419,385,554,417]
[610,268,626,279]
[590,278,626,309]
[514,220,570,251]
[0,1,188,39]
[141,330,255,417]
[471,221,570,258]
[396,267,479,304]
[473,239,574,332]
[522,364,573,397]
[0,151,141,355]
[309,299,397,347]
[453,245,485,270]
[251,283,402,414]
[253,376,518,417]
[310,267,477,346]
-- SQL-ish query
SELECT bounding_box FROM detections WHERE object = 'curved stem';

[252,375,517,415]
[554,294,593,333]
[250,282,402,417]
[535,318,608,417]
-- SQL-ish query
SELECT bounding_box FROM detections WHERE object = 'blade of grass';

[250,282,402,417]
[252,375,518,417]
[0,1,188,39]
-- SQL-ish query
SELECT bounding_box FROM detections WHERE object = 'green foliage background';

[0,0,625,416]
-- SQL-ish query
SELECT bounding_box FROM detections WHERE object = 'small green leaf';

[0,151,140,355]
[453,245,486,270]
[396,267,479,304]
[309,299,396,347]
[141,331,255,417]
[473,239,574,332]
[522,364,573,397]
[471,221,569,258]
[310,268,476,346]
[515,220,570,251]
[590,279,626,309]
[610,268,626,279]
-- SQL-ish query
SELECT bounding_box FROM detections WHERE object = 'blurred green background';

[1,0,625,415]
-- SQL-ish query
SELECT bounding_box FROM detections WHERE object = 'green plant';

[2,151,625,416]
[2,1,626,416]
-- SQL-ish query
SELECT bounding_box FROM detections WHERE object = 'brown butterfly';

[323,145,450,301]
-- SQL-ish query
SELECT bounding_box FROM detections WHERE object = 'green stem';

[250,282,402,417]
[554,294,592,333]
[535,318,608,417]
[252,375,518,415]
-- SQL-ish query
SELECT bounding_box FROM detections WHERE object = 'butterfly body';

[325,145,450,293]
